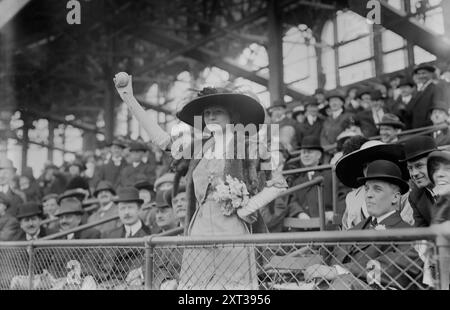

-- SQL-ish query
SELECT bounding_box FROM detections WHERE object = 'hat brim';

[177,93,265,128]
[413,66,436,74]
[377,122,405,129]
[427,151,450,184]
[114,198,144,204]
[299,145,323,152]
[356,175,409,195]
[400,149,436,163]
[336,144,408,188]
[17,211,42,220]
[93,188,116,197]
[326,95,345,102]
[55,210,84,217]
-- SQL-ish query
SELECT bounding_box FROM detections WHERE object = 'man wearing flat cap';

[304,160,423,290]
[377,114,405,144]
[406,63,445,129]
[403,135,438,227]
[116,141,155,190]
[87,181,121,235]
[287,136,333,225]
[92,139,127,188]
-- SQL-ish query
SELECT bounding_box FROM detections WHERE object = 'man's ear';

[391,192,401,207]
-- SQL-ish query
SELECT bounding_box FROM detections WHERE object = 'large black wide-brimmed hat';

[427,151,450,184]
[400,135,437,162]
[357,160,409,195]
[176,87,265,128]
[114,187,143,204]
[336,140,408,188]
[17,202,43,220]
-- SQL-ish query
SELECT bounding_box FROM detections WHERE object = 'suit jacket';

[405,82,443,129]
[116,162,156,190]
[326,212,423,289]
[3,189,24,218]
[92,158,127,188]
[408,185,437,227]
[87,203,122,236]
[320,112,354,146]
[356,109,388,138]
[298,117,323,140]
[0,214,22,241]
[432,128,450,147]
[287,170,333,218]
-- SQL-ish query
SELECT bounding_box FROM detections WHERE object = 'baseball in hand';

[114,72,130,87]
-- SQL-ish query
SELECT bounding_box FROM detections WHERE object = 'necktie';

[125,228,131,238]
[370,217,378,228]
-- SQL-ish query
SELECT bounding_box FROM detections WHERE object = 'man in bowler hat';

[304,160,423,290]
[402,136,438,227]
[87,181,121,235]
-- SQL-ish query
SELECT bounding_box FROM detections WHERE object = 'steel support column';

[47,121,55,162]
[267,0,285,104]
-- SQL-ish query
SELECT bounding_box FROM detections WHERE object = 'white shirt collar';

[100,201,114,212]
[418,80,433,92]
[125,221,142,238]
[132,162,140,168]
[306,115,317,125]
[402,94,412,103]
[376,210,397,224]
[1,185,9,193]
[26,229,40,241]
[112,157,122,165]
[67,233,75,240]
[331,109,343,119]
[371,108,384,124]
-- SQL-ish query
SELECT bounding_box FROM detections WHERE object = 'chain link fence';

[0,227,449,290]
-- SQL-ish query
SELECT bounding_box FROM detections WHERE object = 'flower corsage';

[211,175,250,216]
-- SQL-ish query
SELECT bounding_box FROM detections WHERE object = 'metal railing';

[1,223,449,290]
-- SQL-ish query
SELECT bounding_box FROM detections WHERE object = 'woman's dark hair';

[198,87,241,124]
[342,136,369,156]
[428,157,450,183]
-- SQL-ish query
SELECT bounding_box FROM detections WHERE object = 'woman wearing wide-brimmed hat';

[114,74,287,289]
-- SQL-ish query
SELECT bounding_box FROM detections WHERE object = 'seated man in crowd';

[287,136,333,225]
[0,158,24,217]
[170,186,187,228]
[403,136,438,227]
[337,140,413,229]
[429,100,450,146]
[41,193,60,231]
[87,181,121,235]
[304,160,423,290]
[154,190,179,232]
[134,179,158,233]
[377,114,404,144]
[55,198,101,240]
[17,202,57,240]
[0,194,21,241]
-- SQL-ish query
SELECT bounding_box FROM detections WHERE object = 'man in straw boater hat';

[401,135,438,227]
[377,113,405,144]
[287,136,333,225]
[336,140,412,230]
[304,160,423,290]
